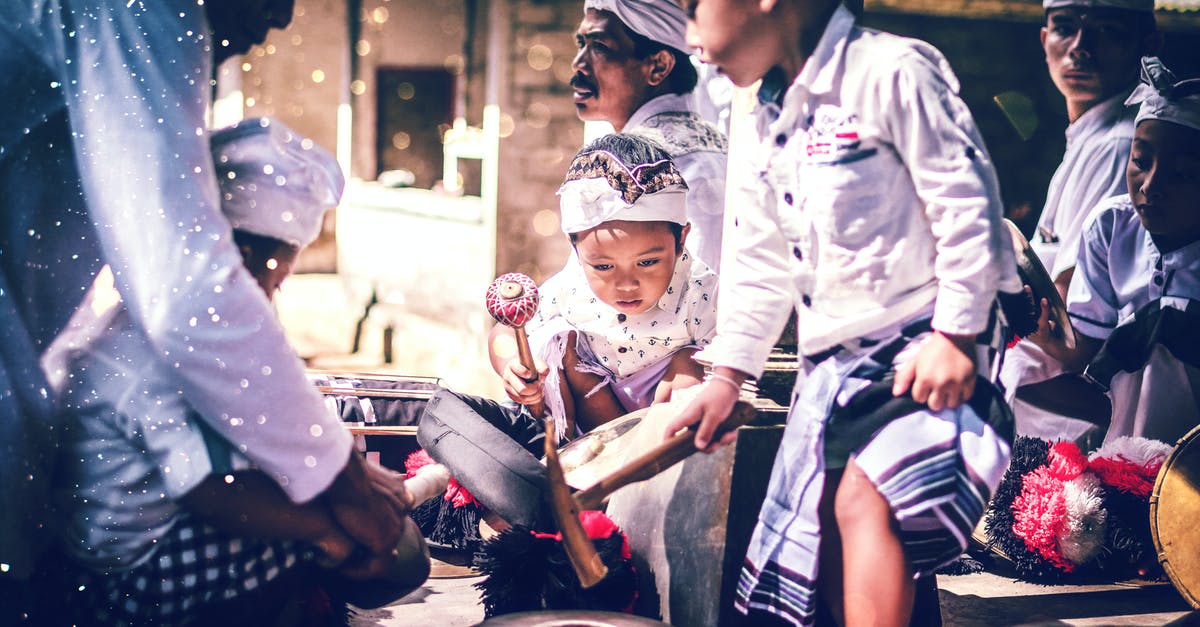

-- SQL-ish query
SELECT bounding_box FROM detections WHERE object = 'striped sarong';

[735,329,1013,626]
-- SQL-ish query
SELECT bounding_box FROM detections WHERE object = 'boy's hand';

[892,331,976,412]
[662,368,745,452]
[1025,295,1068,354]
[502,357,549,406]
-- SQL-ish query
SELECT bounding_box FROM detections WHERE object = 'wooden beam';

[864,0,1200,30]
[865,0,1043,22]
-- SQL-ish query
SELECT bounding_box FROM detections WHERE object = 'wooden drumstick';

[485,273,545,418]
[404,463,451,505]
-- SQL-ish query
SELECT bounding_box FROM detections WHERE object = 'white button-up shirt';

[1032,91,1136,280]
[625,94,729,271]
[1069,195,1200,339]
[700,5,1018,373]
[528,252,717,378]
[1069,194,1200,443]
[1,1,351,513]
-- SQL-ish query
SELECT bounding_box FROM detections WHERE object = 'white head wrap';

[557,148,688,234]
[1126,57,1200,133]
[210,117,345,248]
[1043,0,1154,11]
[584,0,690,55]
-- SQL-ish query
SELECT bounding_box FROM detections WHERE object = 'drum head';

[1004,220,1077,350]
[1151,424,1200,609]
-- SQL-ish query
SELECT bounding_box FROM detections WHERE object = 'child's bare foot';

[479,509,511,541]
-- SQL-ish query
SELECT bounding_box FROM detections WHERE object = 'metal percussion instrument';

[308,369,439,437]
[558,411,645,487]
[1151,424,1200,608]
[1004,219,1077,349]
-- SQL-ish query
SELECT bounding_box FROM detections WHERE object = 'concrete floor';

[277,276,1198,626]
[348,568,1195,627]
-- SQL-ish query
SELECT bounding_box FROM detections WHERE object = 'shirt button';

[618,347,628,353]
[802,294,813,307]
[775,133,788,147]
[793,247,803,260]
[617,313,627,323]
[1153,275,1164,286]
[1155,258,1163,271]
[784,192,794,205]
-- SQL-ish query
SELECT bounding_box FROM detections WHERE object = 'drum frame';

[1150,424,1200,609]
[309,369,438,437]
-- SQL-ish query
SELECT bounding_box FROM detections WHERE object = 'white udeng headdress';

[557,148,688,235]
[584,0,690,55]
[1126,57,1200,133]
[210,117,345,248]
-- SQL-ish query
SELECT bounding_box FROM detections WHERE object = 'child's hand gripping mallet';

[485,272,608,588]
[486,272,546,418]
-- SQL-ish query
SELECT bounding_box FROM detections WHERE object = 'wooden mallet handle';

[544,418,608,588]
[573,400,758,511]
[487,276,545,418]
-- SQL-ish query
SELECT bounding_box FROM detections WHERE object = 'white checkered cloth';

[76,514,313,626]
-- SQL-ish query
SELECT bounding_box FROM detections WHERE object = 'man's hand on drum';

[663,366,746,453]
[502,357,550,406]
[325,453,415,555]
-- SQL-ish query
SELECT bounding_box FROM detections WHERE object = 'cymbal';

[1004,219,1076,350]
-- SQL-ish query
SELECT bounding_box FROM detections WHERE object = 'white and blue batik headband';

[1126,57,1200,133]
[556,149,688,235]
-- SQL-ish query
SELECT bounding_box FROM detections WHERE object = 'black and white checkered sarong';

[78,514,314,626]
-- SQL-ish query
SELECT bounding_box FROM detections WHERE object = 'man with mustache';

[1002,0,1160,442]
[571,0,729,270]
[0,1,416,621]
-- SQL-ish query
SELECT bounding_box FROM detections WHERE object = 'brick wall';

[494,0,585,282]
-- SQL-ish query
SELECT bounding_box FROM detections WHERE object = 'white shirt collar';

[793,4,857,98]
[625,92,697,131]
[1066,88,1135,143]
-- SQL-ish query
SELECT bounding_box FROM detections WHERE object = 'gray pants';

[416,388,553,528]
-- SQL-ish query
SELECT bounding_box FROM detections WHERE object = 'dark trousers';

[416,388,552,529]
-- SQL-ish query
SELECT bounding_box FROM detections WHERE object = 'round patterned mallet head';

[486,272,540,328]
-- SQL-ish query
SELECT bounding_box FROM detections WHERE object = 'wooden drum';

[1150,424,1200,608]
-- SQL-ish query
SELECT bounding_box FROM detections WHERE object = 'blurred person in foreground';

[45,117,429,625]
[0,1,414,621]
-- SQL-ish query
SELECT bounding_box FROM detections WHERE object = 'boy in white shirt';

[665,2,1020,625]
[419,133,717,530]
[1028,56,1200,447]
